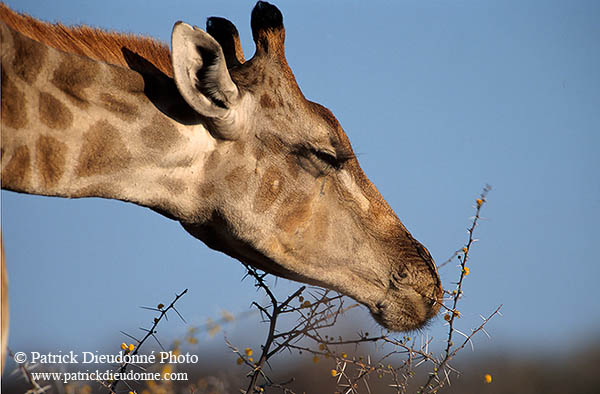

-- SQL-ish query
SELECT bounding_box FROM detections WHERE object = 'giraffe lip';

[368,282,442,332]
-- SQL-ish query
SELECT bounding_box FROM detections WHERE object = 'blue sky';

[2,0,599,363]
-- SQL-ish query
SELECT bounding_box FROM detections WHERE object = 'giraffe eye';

[313,149,341,169]
[292,144,348,177]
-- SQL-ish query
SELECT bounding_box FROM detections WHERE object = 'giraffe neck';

[1,21,216,222]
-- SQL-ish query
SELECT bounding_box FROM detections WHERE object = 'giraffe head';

[172,2,442,331]
[0,1,442,332]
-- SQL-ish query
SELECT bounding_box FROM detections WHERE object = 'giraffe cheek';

[305,211,330,244]
[275,193,312,234]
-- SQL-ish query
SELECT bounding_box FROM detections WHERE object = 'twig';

[107,288,188,393]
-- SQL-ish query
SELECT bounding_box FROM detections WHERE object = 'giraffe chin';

[369,285,442,332]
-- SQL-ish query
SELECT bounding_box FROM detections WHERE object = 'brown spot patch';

[39,92,73,129]
[1,69,27,129]
[100,93,139,121]
[233,140,246,155]
[199,182,216,198]
[110,66,145,93]
[36,135,67,189]
[204,150,221,172]
[51,56,98,108]
[260,93,275,109]
[76,120,132,177]
[2,145,31,190]
[225,165,249,194]
[254,166,284,213]
[11,29,48,84]
[276,192,313,233]
[139,114,182,150]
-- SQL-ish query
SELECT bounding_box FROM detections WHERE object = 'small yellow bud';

[484,373,492,384]
[341,352,347,358]
[463,267,470,276]
[248,357,254,363]
[312,355,320,364]
[301,300,311,308]
[128,344,135,352]
[157,303,164,309]
[245,347,253,357]
[120,343,127,350]
[319,343,326,351]
[453,310,461,318]
[463,247,468,253]
[331,369,338,377]
[476,198,483,206]
[444,313,451,321]
[236,357,244,365]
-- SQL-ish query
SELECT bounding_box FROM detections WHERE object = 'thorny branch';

[8,348,50,394]
[24,186,498,394]
[419,184,498,394]
[231,185,500,394]
[104,288,188,393]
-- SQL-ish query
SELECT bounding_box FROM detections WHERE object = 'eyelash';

[313,147,355,170]
[313,149,341,169]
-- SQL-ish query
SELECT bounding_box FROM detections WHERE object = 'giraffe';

[0,1,443,364]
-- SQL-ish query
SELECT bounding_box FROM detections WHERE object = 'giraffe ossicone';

[0,1,443,344]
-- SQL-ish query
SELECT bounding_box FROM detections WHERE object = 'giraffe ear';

[171,22,240,120]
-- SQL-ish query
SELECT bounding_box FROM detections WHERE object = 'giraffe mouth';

[369,282,442,332]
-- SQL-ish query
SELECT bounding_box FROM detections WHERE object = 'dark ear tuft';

[251,1,283,39]
[207,16,239,38]
[206,16,245,67]
[250,1,285,56]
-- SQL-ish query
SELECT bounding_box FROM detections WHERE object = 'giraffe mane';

[0,3,174,77]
